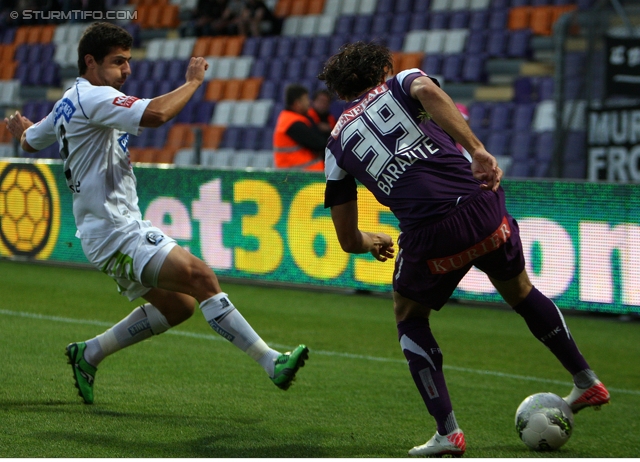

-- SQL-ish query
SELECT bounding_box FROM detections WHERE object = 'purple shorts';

[392,188,525,310]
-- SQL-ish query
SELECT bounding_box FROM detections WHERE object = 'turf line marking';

[3,308,639,397]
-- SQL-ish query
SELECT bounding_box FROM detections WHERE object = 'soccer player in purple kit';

[319,42,610,457]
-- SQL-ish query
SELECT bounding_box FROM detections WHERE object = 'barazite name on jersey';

[376,140,441,195]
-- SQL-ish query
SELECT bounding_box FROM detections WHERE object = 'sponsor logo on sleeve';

[112,95,139,108]
[53,98,76,124]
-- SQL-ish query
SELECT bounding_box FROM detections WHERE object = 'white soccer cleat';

[408,429,466,458]
[563,380,610,414]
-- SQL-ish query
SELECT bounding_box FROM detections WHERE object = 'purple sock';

[397,317,456,435]
[512,286,590,375]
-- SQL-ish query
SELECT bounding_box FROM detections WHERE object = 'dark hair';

[318,41,393,101]
[77,22,133,75]
[312,88,331,101]
[284,83,309,108]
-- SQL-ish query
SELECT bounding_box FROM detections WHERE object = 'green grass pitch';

[0,259,638,458]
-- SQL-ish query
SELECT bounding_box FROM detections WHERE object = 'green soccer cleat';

[271,344,309,390]
[65,342,97,404]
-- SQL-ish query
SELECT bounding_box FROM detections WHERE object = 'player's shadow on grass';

[0,399,77,410]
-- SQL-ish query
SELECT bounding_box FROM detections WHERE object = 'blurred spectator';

[220,0,245,35]
[182,0,229,37]
[273,84,326,171]
[237,0,276,36]
[307,89,336,140]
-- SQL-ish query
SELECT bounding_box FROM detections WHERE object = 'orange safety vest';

[273,110,324,171]
[307,107,336,128]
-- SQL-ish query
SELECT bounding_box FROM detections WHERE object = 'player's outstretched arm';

[4,111,36,152]
[330,200,395,261]
[140,57,208,128]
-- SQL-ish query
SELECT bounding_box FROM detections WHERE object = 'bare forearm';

[141,80,201,127]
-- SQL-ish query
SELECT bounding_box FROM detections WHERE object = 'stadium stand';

[0,0,598,175]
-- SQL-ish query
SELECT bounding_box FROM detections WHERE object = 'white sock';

[84,304,170,367]
[200,292,280,376]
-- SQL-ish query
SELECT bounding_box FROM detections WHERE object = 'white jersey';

[25,77,151,238]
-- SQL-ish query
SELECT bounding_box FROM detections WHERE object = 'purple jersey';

[324,69,481,231]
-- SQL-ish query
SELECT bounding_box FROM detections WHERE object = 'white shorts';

[81,220,177,301]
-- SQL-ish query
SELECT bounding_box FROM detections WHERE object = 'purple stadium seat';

[260,128,274,150]
[577,0,596,8]
[310,36,330,57]
[123,23,141,48]
[376,0,394,13]
[563,131,586,162]
[564,76,584,99]
[27,63,43,86]
[465,30,487,55]
[40,62,60,87]
[486,130,512,158]
[329,35,351,54]
[534,131,554,165]
[147,125,169,149]
[267,57,286,81]
[167,59,186,82]
[140,81,157,99]
[132,60,151,81]
[513,103,536,130]
[510,0,530,6]
[242,36,260,57]
[429,12,449,30]
[221,127,243,149]
[386,33,405,52]
[422,54,443,76]
[292,37,311,57]
[151,60,168,82]
[468,102,490,131]
[156,79,175,96]
[304,58,323,79]
[259,80,278,99]
[330,100,346,120]
[26,44,43,63]
[2,28,16,44]
[395,0,414,13]
[409,14,429,31]
[194,101,215,124]
[258,36,277,59]
[490,0,510,7]
[176,100,195,123]
[15,44,29,63]
[489,8,509,29]
[372,16,391,34]
[469,10,489,30]
[564,52,586,77]
[507,29,532,58]
[284,58,304,80]
[489,102,514,130]
[532,0,551,5]
[251,58,269,78]
[413,0,430,13]
[442,55,463,82]
[354,15,373,35]
[335,16,355,35]
[510,131,535,162]
[21,101,38,121]
[239,127,262,150]
[390,13,412,34]
[300,78,319,94]
[462,54,486,82]
[539,77,554,100]
[276,36,295,58]
[450,11,470,29]
[486,30,508,57]
[122,79,140,98]
[40,43,55,62]
[268,102,285,127]
[513,76,536,103]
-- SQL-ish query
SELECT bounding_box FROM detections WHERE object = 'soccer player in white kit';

[4,22,308,404]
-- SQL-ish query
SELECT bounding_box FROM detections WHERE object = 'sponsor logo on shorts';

[128,318,151,336]
[112,95,139,108]
[146,231,164,246]
[427,216,511,274]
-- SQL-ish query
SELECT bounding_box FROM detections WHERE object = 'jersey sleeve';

[324,147,357,208]
[24,110,57,151]
[83,86,151,135]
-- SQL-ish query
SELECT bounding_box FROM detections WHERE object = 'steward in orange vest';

[273,84,327,171]
[306,89,336,140]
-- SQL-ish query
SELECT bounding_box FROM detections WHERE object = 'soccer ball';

[515,392,574,451]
